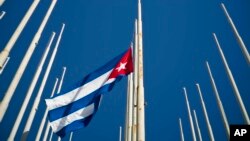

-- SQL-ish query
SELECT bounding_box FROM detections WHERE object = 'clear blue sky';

[0,0,249,141]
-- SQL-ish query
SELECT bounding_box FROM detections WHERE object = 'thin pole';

[183,87,196,141]
[206,61,230,138]
[221,3,250,65]
[0,0,5,6]
[0,0,41,68]
[196,84,214,141]
[137,0,145,140]
[125,77,129,141]
[132,19,138,141]
[69,132,73,141]
[8,32,56,141]
[0,57,10,75]
[48,66,66,141]
[119,126,122,141]
[179,118,184,141]
[125,73,133,141]
[0,11,6,20]
[35,74,61,140]
[193,110,202,141]
[0,0,56,122]
[21,23,64,141]
[48,130,53,141]
[57,67,67,141]
[126,73,133,141]
[213,33,250,124]
[42,78,59,141]
[57,66,66,94]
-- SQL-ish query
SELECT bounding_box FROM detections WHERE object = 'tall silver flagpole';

[48,129,53,141]
[0,0,5,6]
[57,66,66,94]
[35,67,66,141]
[179,118,185,141]
[8,32,56,141]
[137,0,145,140]
[132,19,138,141]
[125,72,133,141]
[206,61,229,138]
[183,87,196,141]
[49,66,67,141]
[0,0,56,122]
[119,126,122,141]
[193,110,202,141]
[125,77,129,141]
[129,72,133,141]
[42,78,59,141]
[196,84,214,141]
[0,57,10,75]
[57,67,67,141]
[21,23,65,141]
[213,33,250,124]
[0,0,41,68]
[221,3,250,65]
[69,132,73,141]
[0,11,6,20]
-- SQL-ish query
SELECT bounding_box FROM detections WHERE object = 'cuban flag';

[45,47,133,137]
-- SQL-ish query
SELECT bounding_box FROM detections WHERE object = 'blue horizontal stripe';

[48,75,125,122]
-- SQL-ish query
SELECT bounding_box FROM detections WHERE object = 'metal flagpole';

[206,61,230,138]
[196,84,214,141]
[137,0,145,140]
[57,66,66,94]
[48,130,53,141]
[0,0,5,6]
[0,57,10,75]
[129,72,133,141]
[213,33,250,124]
[48,66,67,141]
[125,71,133,141]
[0,11,6,20]
[179,118,184,141]
[183,87,196,141]
[42,78,59,141]
[119,126,122,141]
[132,19,138,141]
[193,110,202,141]
[0,0,41,68]
[0,0,56,122]
[8,32,55,141]
[125,77,129,141]
[35,68,66,141]
[221,3,250,65]
[21,23,64,141]
[57,67,67,141]
[69,132,73,141]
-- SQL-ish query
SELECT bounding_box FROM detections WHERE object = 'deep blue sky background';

[0,0,249,140]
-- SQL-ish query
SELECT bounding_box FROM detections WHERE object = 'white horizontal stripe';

[104,78,115,85]
[46,70,113,110]
[50,103,95,133]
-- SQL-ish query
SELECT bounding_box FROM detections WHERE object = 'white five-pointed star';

[115,62,127,72]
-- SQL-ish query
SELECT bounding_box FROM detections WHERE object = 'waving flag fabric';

[45,48,133,137]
